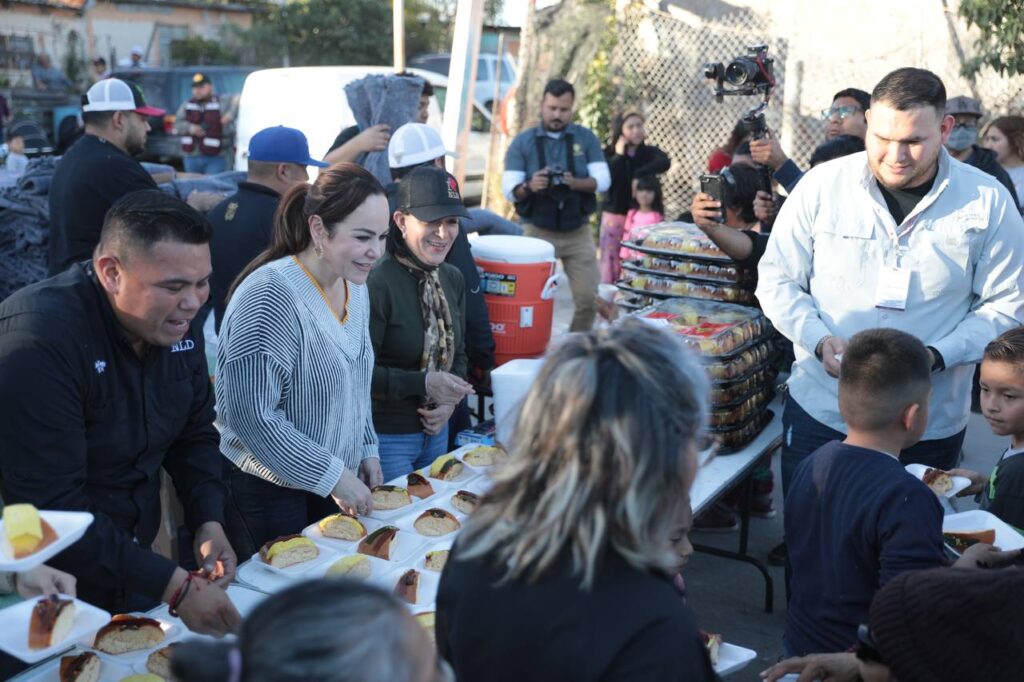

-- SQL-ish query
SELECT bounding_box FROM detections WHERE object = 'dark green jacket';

[367,254,467,434]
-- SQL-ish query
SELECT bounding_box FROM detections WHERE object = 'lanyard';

[881,215,919,267]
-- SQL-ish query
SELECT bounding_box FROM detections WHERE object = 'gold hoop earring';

[314,243,324,259]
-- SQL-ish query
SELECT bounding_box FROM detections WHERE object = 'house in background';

[1,0,256,88]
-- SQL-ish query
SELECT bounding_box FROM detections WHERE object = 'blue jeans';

[780,397,966,497]
[464,207,523,235]
[223,461,337,560]
[183,154,227,175]
[377,428,449,482]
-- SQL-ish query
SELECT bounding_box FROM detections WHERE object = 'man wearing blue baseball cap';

[207,125,328,331]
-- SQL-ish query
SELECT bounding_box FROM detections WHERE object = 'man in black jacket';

[48,78,164,275]
[385,122,496,445]
[0,191,239,634]
[944,95,1021,210]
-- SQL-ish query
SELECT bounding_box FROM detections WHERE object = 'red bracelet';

[168,571,202,617]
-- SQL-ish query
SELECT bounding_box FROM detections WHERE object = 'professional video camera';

[704,45,775,102]
[703,45,777,199]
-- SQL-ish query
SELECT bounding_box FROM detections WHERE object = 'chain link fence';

[614,4,785,218]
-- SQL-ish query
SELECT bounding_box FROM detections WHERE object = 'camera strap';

[532,128,576,178]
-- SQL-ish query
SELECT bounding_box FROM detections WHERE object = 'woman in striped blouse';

[215,163,390,557]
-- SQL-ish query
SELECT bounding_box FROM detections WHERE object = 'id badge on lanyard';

[874,218,917,312]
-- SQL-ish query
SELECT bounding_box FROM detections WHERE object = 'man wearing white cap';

[48,78,165,275]
[119,45,147,68]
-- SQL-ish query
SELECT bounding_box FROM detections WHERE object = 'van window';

[476,58,492,83]
[499,58,515,83]
[471,107,491,133]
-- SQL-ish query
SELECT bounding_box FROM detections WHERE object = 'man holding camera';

[503,79,610,332]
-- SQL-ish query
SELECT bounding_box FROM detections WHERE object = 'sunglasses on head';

[820,104,862,121]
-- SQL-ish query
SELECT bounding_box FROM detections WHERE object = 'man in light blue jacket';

[757,67,1024,494]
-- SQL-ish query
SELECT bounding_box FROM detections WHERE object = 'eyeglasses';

[820,104,862,121]
[952,121,978,131]
[854,624,885,665]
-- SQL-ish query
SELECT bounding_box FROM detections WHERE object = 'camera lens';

[725,58,758,86]
[703,63,720,79]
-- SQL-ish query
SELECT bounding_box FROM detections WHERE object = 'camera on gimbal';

[704,45,775,101]
[703,45,776,195]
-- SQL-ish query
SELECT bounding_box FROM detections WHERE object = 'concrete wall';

[87,2,253,67]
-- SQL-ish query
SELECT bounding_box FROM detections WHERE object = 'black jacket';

[601,142,671,214]
[48,134,157,275]
[0,263,226,609]
[384,182,495,373]
[437,545,716,681]
[966,145,1022,211]
[208,181,281,332]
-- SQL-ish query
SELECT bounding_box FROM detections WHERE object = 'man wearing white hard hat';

[48,78,165,275]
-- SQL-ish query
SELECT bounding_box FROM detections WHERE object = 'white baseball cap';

[82,78,165,116]
[387,123,457,169]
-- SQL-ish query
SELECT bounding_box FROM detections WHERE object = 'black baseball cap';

[396,166,471,222]
[192,72,211,86]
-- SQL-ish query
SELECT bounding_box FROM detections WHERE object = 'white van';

[233,66,493,202]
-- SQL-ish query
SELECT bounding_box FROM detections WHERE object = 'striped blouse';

[215,256,378,498]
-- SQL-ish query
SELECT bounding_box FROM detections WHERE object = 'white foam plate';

[905,464,971,498]
[416,539,455,573]
[943,509,1024,555]
[248,543,339,578]
[714,642,757,677]
[301,524,429,565]
[0,595,110,664]
[83,614,180,665]
[310,552,395,581]
[235,561,293,595]
[0,511,94,572]
[302,515,388,550]
[394,504,466,540]
[415,458,483,486]
[373,567,441,608]
[455,443,509,469]
[14,651,133,681]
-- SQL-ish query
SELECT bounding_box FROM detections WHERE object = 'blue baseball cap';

[247,126,329,168]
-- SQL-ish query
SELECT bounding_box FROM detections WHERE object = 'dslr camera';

[704,45,775,101]
[703,44,776,194]
[546,165,567,188]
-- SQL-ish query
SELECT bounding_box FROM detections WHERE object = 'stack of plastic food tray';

[617,222,757,308]
[631,297,778,452]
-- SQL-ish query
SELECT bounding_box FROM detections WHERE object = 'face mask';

[946,126,977,152]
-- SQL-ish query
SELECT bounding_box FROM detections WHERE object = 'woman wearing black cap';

[367,165,475,481]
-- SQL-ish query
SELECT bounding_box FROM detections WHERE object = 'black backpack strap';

[533,128,547,170]
[563,131,575,173]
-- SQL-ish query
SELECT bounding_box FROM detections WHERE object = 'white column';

[442,0,485,189]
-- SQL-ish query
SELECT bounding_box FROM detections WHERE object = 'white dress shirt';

[757,149,1024,440]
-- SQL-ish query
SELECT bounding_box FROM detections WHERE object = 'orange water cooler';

[470,235,559,367]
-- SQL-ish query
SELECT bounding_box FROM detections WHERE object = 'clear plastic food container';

[632,256,755,285]
[624,274,755,304]
[710,366,779,404]
[709,388,774,428]
[632,298,770,357]
[634,223,731,261]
